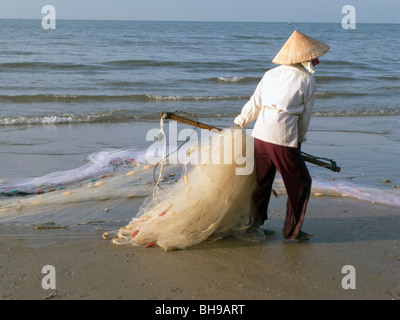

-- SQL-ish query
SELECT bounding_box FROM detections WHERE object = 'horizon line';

[0,17,398,25]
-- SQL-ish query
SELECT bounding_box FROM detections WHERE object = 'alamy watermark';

[41,265,56,290]
[341,265,356,289]
[342,5,356,29]
[41,5,56,30]
[145,122,254,176]
[41,5,356,30]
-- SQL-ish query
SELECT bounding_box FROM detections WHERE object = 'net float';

[184,172,189,184]
[102,232,109,239]
[131,229,139,238]
[158,210,167,216]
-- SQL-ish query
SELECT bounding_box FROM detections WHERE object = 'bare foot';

[296,231,314,241]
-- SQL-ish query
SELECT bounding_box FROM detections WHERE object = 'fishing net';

[106,127,266,250]
[0,149,156,227]
[0,120,266,250]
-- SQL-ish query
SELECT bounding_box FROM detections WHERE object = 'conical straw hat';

[272,30,330,65]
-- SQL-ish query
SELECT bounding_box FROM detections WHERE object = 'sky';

[0,0,399,23]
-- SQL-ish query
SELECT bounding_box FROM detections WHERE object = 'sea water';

[0,20,399,227]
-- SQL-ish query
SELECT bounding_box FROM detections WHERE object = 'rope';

[152,111,199,197]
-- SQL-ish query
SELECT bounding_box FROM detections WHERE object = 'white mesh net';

[0,123,266,250]
[106,127,266,250]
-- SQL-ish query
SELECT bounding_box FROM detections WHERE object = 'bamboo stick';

[160,111,340,172]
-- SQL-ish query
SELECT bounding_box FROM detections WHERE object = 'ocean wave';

[376,75,400,81]
[1,50,35,56]
[310,178,400,208]
[1,107,399,127]
[313,108,400,117]
[103,59,181,68]
[213,76,258,84]
[316,91,368,99]
[0,61,96,70]
[322,60,380,71]
[0,94,249,104]
[101,59,241,70]
[314,75,358,83]
[0,59,253,74]
[6,91,388,104]
[0,111,147,126]
[0,148,149,196]
[377,85,400,92]
[99,76,260,88]
[143,94,249,101]
[0,110,240,126]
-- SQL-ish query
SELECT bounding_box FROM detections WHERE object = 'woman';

[105,30,330,250]
[234,30,330,241]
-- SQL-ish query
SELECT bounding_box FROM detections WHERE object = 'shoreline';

[0,195,399,300]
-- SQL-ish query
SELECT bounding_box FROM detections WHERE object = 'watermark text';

[42,5,56,30]
[341,265,356,289]
[342,5,356,29]
[146,121,254,176]
[41,265,56,289]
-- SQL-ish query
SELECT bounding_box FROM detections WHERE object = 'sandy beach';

[0,195,398,301]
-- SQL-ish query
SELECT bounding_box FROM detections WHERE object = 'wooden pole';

[160,111,340,172]
[161,111,222,131]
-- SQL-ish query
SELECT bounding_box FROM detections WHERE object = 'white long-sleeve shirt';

[234,64,315,148]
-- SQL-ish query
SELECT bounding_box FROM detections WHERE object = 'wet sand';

[0,196,399,301]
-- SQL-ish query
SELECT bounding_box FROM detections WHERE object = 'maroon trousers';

[252,138,312,239]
